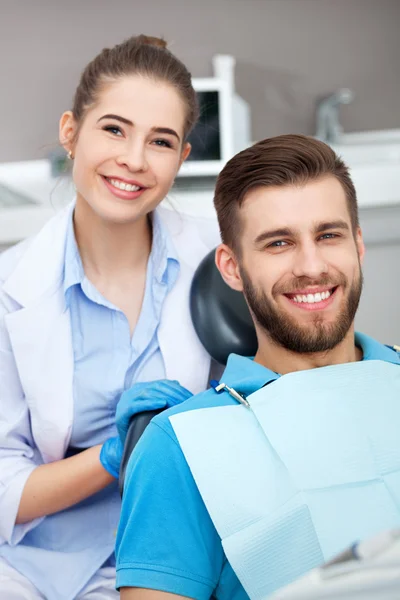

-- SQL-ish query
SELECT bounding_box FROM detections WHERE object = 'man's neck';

[254,327,362,375]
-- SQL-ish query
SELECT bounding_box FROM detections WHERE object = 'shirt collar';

[220,354,279,397]
[355,331,400,364]
[63,211,84,298]
[220,331,400,396]
[150,210,179,288]
[62,209,180,301]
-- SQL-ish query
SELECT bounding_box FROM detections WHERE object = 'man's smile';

[283,286,339,311]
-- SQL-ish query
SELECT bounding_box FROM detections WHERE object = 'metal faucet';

[315,88,354,144]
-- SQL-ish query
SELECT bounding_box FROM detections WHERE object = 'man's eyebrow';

[96,115,181,142]
[314,220,350,233]
[254,228,293,245]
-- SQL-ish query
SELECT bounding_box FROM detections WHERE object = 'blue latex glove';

[116,379,193,445]
[99,436,123,479]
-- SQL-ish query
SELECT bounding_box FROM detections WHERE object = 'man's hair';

[214,134,359,254]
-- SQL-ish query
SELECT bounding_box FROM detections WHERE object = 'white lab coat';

[0,202,219,547]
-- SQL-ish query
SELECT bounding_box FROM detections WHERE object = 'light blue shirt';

[116,334,400,600]
[63,211,179,448]
[0,210,180,600]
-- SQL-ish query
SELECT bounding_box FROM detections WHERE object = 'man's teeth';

[292,290,332,303]
[108,178,140,192]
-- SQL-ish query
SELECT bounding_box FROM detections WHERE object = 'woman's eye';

[152,138,173,149]
[103,125,123,136]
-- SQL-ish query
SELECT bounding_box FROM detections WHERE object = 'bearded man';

[116,135,400,600]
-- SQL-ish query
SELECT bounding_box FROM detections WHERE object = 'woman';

[0,35,218,599]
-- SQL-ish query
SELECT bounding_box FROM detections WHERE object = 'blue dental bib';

[170,360,400,599]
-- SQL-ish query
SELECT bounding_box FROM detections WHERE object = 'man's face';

[232,176,365,354]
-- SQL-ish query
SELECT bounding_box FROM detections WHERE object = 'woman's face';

[60,75,190,225]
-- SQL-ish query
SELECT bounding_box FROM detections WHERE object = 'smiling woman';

[61,74,191,236]
[0,35,219,600]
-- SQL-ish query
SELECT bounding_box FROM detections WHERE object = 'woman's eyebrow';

[97,113,132,126]
[151,126,180,143]
[97,115,181,142]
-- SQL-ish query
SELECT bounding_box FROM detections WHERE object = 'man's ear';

[215,243,244,292]
[356,227,366,265]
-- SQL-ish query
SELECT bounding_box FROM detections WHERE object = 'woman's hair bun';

[137,34,168,50]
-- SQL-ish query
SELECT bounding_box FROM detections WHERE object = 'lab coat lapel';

[5,294,74,463]
[3,204,74,462]
[157,209,214,394]
[158,260,211,395]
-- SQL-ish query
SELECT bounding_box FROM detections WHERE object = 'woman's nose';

[116,141,148,173]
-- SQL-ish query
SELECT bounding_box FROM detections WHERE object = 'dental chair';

[118,248,400,600]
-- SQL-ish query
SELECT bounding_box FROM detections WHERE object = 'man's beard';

[241,266,363,354]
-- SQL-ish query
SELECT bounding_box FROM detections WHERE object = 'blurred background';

[0,0,399,341]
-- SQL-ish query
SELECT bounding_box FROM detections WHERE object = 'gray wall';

[356,240,400,345]
[356,206,400,345]
[0,0,399,162]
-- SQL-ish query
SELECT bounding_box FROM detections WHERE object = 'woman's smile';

[101,175,149,201]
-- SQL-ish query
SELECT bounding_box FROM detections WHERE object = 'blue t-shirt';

[115,333,400,599]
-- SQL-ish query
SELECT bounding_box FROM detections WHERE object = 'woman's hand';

[99,436,123,479]
[100,380,193,480]
[116,380,193,445]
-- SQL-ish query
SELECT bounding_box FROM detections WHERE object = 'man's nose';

[292,243,328,280]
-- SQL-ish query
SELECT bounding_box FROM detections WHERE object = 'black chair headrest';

[190,248,257,365]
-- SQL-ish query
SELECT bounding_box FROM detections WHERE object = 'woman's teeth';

[108,178,141,192]
[292,290,332,304]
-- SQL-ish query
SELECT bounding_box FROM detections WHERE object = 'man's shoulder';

[356,331,400,365]
[388,344,400,354]
[151,387,235,440]
[386,344,400,361]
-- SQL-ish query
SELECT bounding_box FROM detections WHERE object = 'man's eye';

[103,125,123,136]
[152,139,173,148]
[319,233,338,240]
[269,240,288,248]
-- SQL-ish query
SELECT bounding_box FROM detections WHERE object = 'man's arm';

[121,588,190,599]
[116,419,223,599]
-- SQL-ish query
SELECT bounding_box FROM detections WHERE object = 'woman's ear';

[215,243,244,292]
[179,142,191,167]
[59,111,77,156]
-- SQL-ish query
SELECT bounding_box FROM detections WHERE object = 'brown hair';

[71,34,198,142]
[214,134,358,254]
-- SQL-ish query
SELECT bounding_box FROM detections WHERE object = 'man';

[115,135,400,600]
